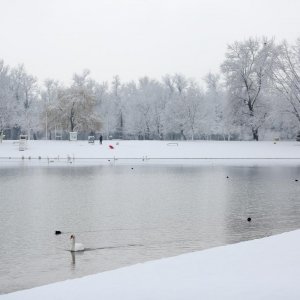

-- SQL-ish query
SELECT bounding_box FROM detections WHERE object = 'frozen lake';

[1,164,300,294]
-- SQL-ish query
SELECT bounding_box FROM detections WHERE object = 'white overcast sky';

[1,0,300,85]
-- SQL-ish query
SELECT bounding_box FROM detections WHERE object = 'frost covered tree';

[124,77,166,139]
[203,73,227,139]
[93,81,111,138]
[41,79,61,139]
[47,70,101,133]
[150,80,167,139]
[221,38,275,140]
[0,60,14,133]
[182,81,204,140]
[270,39,300,126]
[163,74,204,140]
[111,75,124,138]
[10,65,39,139]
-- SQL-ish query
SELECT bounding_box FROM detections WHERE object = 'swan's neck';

[71,238,75,251]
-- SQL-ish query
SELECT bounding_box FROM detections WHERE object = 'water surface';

[1,164,300,293]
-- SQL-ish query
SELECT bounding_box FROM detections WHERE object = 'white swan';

[70,234,85,252]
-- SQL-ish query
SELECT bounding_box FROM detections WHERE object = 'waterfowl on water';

[70,234,85,252]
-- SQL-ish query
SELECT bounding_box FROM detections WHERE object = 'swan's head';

[70,234,75,240]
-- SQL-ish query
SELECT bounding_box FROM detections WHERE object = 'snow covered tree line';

[1,36,300,141]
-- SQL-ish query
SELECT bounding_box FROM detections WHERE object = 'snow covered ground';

[1,140,300,299]
[1,230,299,300]
[1,140,300,166]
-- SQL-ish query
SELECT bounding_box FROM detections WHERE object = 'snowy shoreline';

[1,140,300,166]
[1,229,300,300]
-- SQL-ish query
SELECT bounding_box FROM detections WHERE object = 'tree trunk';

[70,113,74,131]
[180,129,186,140]
[252,128,259,141]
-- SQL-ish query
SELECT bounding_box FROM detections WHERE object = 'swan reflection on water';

[70,250,85,269]
[71,251,75,266]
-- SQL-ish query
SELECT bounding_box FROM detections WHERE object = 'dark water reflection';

[1,165,300,293]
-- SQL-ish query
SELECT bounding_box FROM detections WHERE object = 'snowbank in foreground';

[1,230,300,300]
[1,140,300,166]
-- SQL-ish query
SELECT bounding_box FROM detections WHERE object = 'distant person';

[99,135,103,145]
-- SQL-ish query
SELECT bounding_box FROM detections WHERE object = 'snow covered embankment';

[1,140,300,166]
[1,230,300,300]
